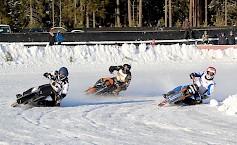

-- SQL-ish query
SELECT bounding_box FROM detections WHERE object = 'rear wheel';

[95,85,117,96]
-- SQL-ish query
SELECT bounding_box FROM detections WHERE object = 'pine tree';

[0,0,10,24]
[209,0,237,26]
[7,0,28,29]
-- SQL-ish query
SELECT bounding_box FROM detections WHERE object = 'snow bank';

[1,43,237,67]
[218,95,237,115]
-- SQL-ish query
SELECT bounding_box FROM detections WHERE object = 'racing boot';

[163,91,175,99]
[16,94,23,99]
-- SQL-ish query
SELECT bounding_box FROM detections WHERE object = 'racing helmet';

[123,64,131,71]
[58,67,69,80]
[205,66,216,80]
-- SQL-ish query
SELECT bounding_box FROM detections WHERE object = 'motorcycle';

[158,78,202,107]
[12,82,58,107]
[85,77,119,96]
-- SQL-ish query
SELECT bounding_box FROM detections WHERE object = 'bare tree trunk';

[168,0,172,27]
[86,3,89,28]
[116,0,121,27]
[128,0,132,27]
[193,0,196,27]
[189,0,192,27]
[29,0,33,26]
[52,0,54,28]
[205,0,207,26]
[93,10,95,28]
[197,0,200,27]
[136,0,139,26]
[114,8,116,27]
[138,0,142,27]
[225,0,227,26]
[74,0,77,26]
[79,0,84,26]
[165,0,167,27]
[59,0,62,27]
[132,0,135,26]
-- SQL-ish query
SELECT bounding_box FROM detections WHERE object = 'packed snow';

[1,43,237,145]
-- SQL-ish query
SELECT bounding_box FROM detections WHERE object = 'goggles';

[207,71,215,76]
[59,74,66,80]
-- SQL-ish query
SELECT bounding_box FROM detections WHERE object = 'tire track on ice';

[78,98,158,145]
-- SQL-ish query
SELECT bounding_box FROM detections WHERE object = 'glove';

[109,66,115,74]
[54,70,59,76]
[200,94,209,99]
[43,72,49,78]
[52,81,58,87]
[189,73,195,79]
[187,84,199,95]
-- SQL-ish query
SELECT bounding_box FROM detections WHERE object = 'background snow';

[1,43,237,66]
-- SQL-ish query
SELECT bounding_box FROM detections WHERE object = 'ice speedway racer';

[85,64,132,96]
[158,66,216,107]
[12,67,69,107]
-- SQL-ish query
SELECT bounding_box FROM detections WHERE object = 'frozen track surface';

[1,98,237,145]
[1,63,237,145]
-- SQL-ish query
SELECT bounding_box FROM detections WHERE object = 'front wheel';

[17,92,40,104]
[17,84,53,105]
[182,97,203,105]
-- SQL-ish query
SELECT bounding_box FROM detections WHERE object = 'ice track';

[1,97,237,145]
[1,62,237,144]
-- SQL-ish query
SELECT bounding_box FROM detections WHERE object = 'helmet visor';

[206,71,215,80]
[207,71,215,76]
[59,74,66,80]
[123,64,131,71]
